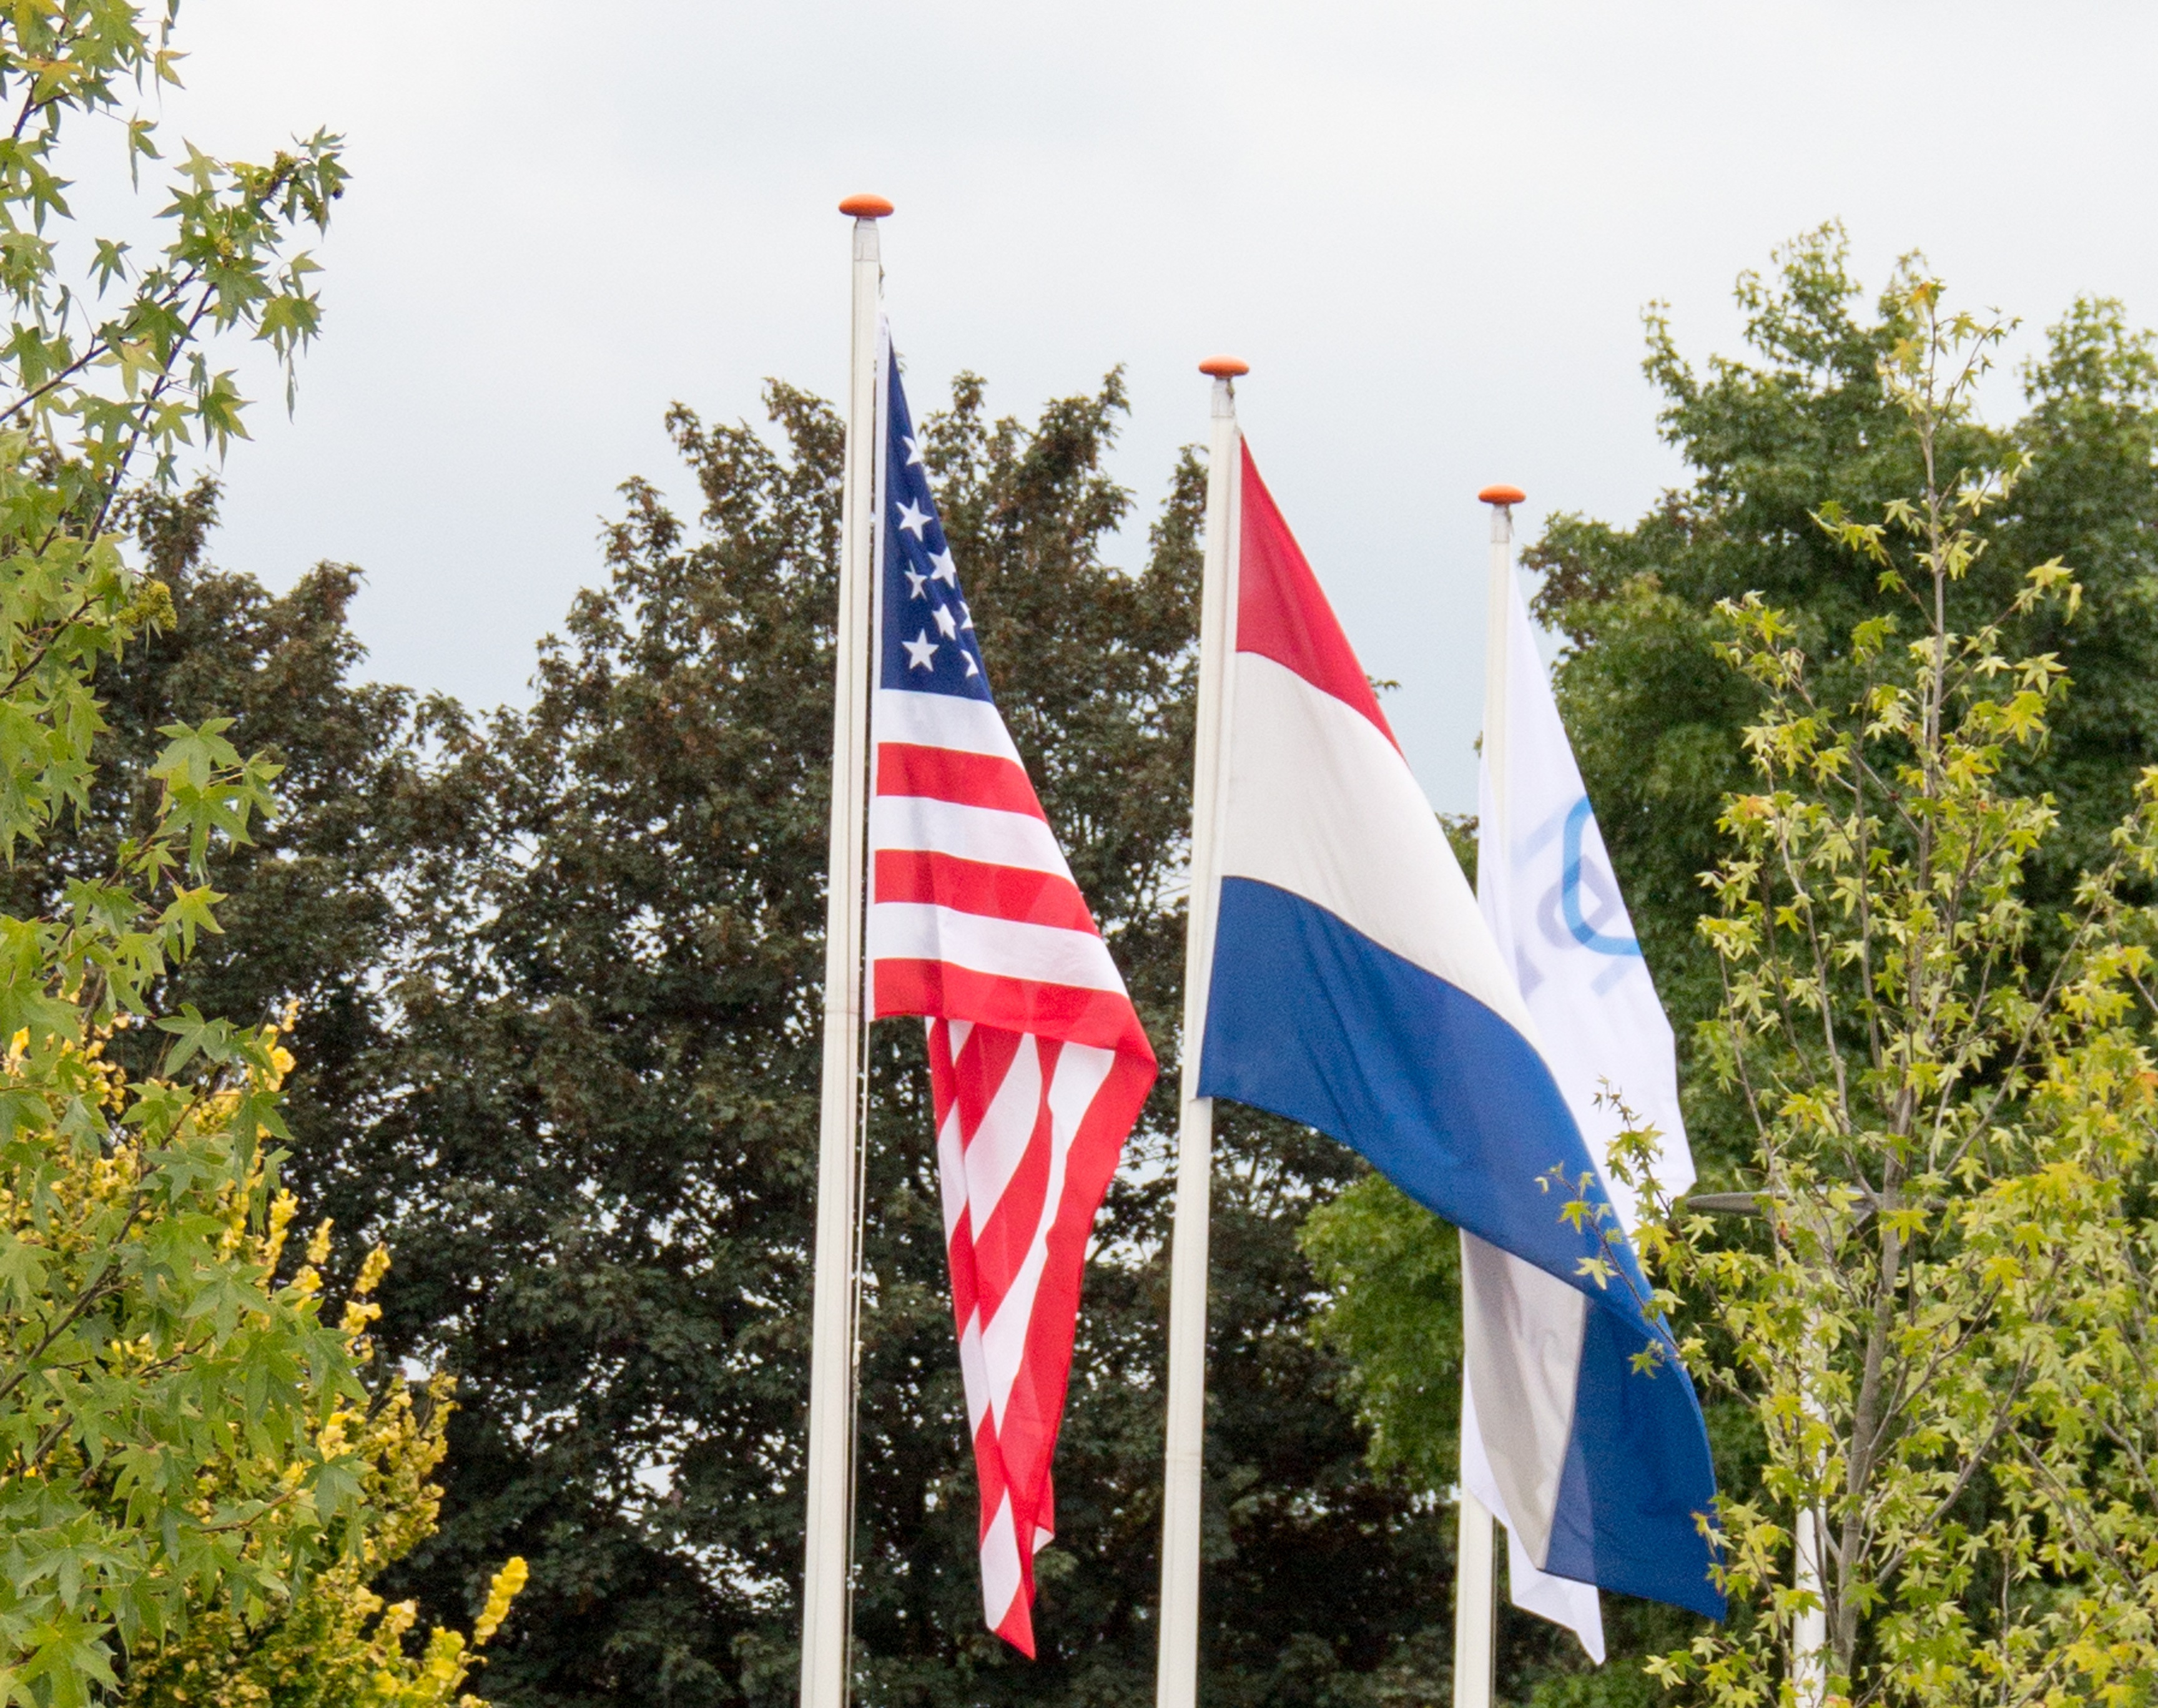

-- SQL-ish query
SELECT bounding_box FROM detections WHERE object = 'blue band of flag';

[1199,876,1723,1617]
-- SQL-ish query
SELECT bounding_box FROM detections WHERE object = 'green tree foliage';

[1632,283,2158,1708]
[0,1,345,1697]
[113,1215,529,1708]
[0,4,533,1699]
[0,1016,347,1707]
[0,474,530,1705]
[1309,228,2158,1705]
[1532,223,2158,1138]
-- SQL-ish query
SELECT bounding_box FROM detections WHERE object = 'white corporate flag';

[1464,520,1697,1661]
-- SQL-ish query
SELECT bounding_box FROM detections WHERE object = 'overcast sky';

[129,1,2158,811]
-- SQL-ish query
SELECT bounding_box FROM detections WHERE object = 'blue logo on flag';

[1559,798,1642,958]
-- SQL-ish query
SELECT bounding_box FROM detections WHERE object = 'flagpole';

[1452,1488,1496,1708]
[1795,1467,1827,1708]
[1454,483,1526,1708]
[799,190,890,1708]
[1477,483,1525,844]
[1156,354,1248,1708]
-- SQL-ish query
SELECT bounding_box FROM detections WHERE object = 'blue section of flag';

[1199,876,1723,1619]
[879,355,993,702]
[1545,1303,1722,1613]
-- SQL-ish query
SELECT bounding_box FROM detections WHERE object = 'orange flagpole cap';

[1479,484,1527,506]
[1199,356,1249,378]
[839,194,895,218]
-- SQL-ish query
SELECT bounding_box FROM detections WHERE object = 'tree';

[0,4,533,1699]
[115,1219,530,1708]
[1529,224,2158,1159]
[1308,231,2158,1704]
[1632,282,2158,1708]
[342,374,1461,1708]
[0,475,443,1259]
[0,476,531,1705]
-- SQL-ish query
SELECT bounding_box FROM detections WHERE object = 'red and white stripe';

[870,684,1157,1656]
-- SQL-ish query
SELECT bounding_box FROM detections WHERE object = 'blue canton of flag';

[880,358,992,700]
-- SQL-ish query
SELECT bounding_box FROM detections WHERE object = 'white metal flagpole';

[1477,486,1524,852]
[1453,484,1525,1708]
[1794,1297,1827,1708]
[798,190,891,1708]
[1155,353,1248,1708]
[1452,1490,1496,1708]
[1795,1478,1826,1708]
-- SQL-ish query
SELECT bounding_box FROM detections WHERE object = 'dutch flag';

[1196,444,1724,1621]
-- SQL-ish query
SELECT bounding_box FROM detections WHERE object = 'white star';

[904,567,927,600]
[957,599,973,631]
[932,604,958,639]
[902,433,924,466]
[927,547,957,586]
[902,630,939,671]
[963,654,979,678]
[895,499,930,539]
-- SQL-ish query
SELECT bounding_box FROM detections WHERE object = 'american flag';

[867,338,1158,1656]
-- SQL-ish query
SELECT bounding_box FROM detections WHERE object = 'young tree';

[1309,236,2158,1706]
[1531,226,2158,1164]
[114,1204,530,1708]
[1628,282,2158,1708]
[0,478,528,1706]
[0,5,526,1701]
